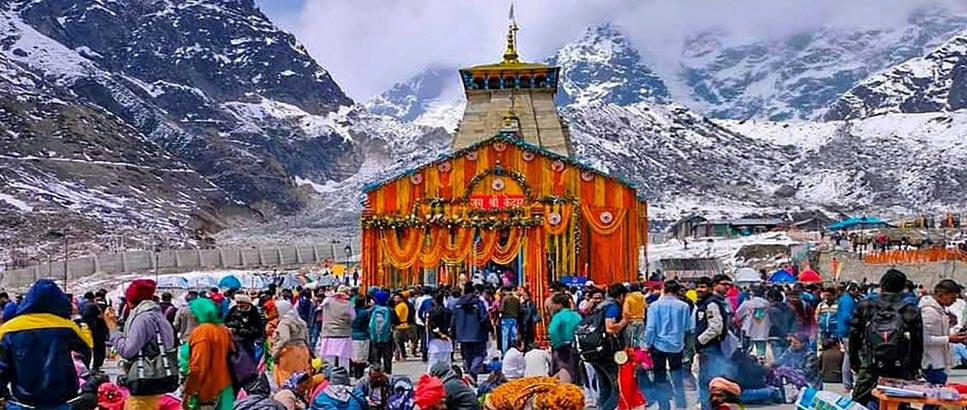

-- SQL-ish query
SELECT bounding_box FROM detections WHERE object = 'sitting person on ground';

[769,333,822,391]
[353,365,390,409]
[731,352,782,405]
[309,367,367,410]
[501,341,526,380]
[476,370,508,405]
[274,371,313,410]
[429,362,479,410]
[523,343,552,377]
[232,374,287,410]
[709,377,745,410]
[413,375,447,410]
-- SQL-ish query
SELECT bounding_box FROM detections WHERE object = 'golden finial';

[502,1,520,64]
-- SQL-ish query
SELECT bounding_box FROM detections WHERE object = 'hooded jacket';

[225,304,264,346]
[0,279,93,406]
[449,294,488,343]
[428,361,478,410]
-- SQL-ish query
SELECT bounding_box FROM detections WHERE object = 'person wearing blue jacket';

[836,283,860,391]
[0,279,93,410]
[0,292,17,322]
[450,284,489,380]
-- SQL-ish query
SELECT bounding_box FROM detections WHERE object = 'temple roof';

[361,133,640,196]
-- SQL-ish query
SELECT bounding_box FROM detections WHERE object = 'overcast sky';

[256,0,966,101]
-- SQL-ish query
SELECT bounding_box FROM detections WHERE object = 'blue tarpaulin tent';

[768,269,796,284]
[828,216,893,231]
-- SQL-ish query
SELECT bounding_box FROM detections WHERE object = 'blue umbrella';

[218,274,242,290]
[768,269,796,284]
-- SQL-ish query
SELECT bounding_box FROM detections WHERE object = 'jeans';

[953,343,967,366]
[309,322,321,352]
[698,347,729,410]
[626,319,645,349]
[415,324,427,360]
[460,341,487,379]
[740,387,779,404]
[923,368,948,410]
[651,349,687,410]
[636,366,654,407]
[371,341,394,374]
[841,339,853,390]
[592,362,619,410]
[500,318,518,354]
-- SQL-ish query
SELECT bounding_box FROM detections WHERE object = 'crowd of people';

[0,266,964,410]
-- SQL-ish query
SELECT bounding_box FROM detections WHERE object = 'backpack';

[753,307,766,322]
[574,301,623,364]
[865,299,911,375]
[370,305,393,343]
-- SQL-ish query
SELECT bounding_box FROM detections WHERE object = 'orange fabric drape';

[491,228,525,265]
[582,205,628,236]
[472,229,500,266]
[864,248,967,264]
[441,227,474,264]
[543,203,572,236]
[381,229,423,270]
[419,229,445,268]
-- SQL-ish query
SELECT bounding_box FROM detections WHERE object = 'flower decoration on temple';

[599,210,614,224]
[491,177,506,191]
[522,150,535,161]
[409,173,424,184]
[466,151,478,161]
[551,160,565,172]
[462,168,532,202]
[361,214,542,230]
[547,212,562,226]
[581,171,595,182]
[437,161,452,173]
[493,141,508,152]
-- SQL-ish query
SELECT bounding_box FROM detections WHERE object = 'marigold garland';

[485,376,584,410]
[491,228,525,265]
[381,229,422,269]
[419,229,445,268]
[441,227,474,264]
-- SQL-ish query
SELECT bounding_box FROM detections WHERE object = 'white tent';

[734,267,761,284]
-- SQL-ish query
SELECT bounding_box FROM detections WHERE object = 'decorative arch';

[461,166,533,202]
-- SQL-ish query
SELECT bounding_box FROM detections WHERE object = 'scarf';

[124,300,161,338]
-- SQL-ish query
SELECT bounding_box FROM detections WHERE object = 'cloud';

[283,0,966,100]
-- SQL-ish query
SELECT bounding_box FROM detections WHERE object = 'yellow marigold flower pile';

[485,376,584,410]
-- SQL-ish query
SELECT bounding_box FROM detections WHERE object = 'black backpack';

[865,298,911,375]
[575,301,623,363]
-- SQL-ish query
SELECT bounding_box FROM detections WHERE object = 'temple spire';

[502,1,520,64]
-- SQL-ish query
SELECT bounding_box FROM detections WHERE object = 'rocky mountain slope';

[825,29,967,120]
[678,6,967,120]
[0,0,446,261]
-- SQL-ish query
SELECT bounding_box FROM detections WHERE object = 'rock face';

[549,24,670,107]
[825,32,967,120]
[678,6,967,120]
[0,0,445,259]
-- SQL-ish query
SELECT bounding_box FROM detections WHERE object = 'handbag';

[124,320,179,396]
[228,339,258,389]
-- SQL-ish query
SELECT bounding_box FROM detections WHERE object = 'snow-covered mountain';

[677,6,967,120]
[825,30,967,120]
[549,24,671,107]
[370,6,967,125]
[0,0,447,259]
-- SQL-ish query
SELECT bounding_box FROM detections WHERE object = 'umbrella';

[734,268,761,284]
[768,269,796,284]
[218,275,242,290]
[798,269,823,283]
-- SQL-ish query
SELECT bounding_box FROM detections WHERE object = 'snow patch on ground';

[0,193,32,212]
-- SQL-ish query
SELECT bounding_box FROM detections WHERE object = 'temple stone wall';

[454,89,572,156]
